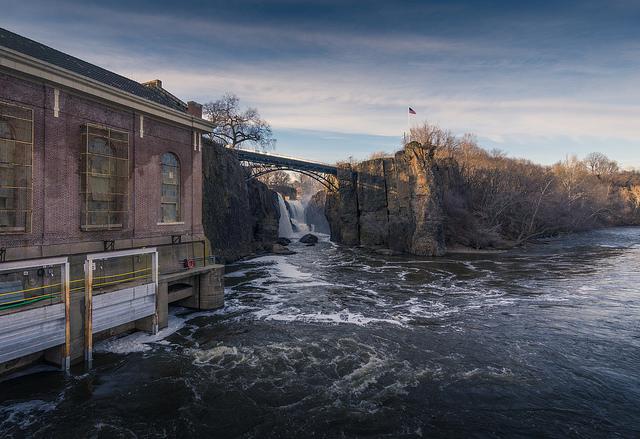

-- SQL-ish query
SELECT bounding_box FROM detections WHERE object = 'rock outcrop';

[304,191,331,234]
[325,142,446,256]
[202,143,279,262]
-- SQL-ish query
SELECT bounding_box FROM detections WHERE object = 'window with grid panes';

[160,152,180,223]
[0,102,33,233]
[81,125,129,229]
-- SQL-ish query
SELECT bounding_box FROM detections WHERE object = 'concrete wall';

[0,70,205,260]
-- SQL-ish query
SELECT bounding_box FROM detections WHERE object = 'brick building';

[0,28,223,370]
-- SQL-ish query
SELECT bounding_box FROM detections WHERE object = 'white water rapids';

[2,228,639,437]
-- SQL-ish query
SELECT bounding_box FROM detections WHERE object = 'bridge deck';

[235,149,337,175]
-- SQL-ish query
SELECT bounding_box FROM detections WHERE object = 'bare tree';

[584,152,619,177]
[407,123,458,157]
[203,94,275,150]
[258,170,291,187]
[516,178,554,244]
[552,156,588,204]
[297,174,324,196]
[368,151,392,160]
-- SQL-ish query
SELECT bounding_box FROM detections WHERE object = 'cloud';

[108,66,640,144]
[2,0,639,167]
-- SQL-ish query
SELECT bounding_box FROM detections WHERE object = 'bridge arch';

[234,149,339,192]
[248,166,338,192]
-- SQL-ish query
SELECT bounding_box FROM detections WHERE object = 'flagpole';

[406,107,416,143]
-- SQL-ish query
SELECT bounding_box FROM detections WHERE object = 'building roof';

[0,27,187,113]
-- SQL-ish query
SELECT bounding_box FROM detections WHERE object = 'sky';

[1,0,639,167]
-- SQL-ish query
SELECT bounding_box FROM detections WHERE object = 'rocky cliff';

[325,142,446,256]
[202,143,279,262]
[305,191,331,234]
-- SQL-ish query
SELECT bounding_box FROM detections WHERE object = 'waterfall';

[277,193,294,238]
[277,194,313,238]
[288,199,310,234]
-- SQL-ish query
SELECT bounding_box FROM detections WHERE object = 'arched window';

[161,152,180,223]
[0,102,33,232]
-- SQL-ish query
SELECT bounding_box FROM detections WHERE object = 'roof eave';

[0,46,214,132]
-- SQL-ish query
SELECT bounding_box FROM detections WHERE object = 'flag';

[408,107,416,115]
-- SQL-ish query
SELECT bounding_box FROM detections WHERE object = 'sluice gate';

[0,242,225,374]
[0,257,71,368]
[0,248,159,371]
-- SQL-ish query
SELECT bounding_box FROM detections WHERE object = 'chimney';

[142,79,163,89]
[187,101,203,119]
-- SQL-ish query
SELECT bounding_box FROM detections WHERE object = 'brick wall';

[0,70,205,260]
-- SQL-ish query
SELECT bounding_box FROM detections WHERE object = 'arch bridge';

[235,149,339,192]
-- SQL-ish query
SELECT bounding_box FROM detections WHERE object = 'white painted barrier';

[84,248,158,367]
[92,283,156,333]
[0,257,70,370]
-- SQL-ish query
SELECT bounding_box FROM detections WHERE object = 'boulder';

[272,243,296,255]
[277,237,292,246]
[299,233,319,245]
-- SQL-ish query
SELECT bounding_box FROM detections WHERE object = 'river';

[1,227,639,438]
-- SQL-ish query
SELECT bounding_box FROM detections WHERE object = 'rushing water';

[1,228,640,438]
[277,194,310,238]
[276,194,294,238]
[287,199,310,234]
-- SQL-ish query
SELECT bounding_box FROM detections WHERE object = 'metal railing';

[156,240,218,275]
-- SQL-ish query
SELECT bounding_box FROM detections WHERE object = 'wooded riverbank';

[324,124,640,254]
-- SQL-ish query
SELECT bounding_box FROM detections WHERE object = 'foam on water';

[224,246,528,330]
[93,304,248,355]
[250,255,313,280]
[402,299,461,319]
[224,269,255,278]
[94,312,189,354]
[94,298,259,355]
[253,308,405,327]
[192,346,240,365]
[458,366,514,380]
[0,397,60,431]
[185,336,430,416]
